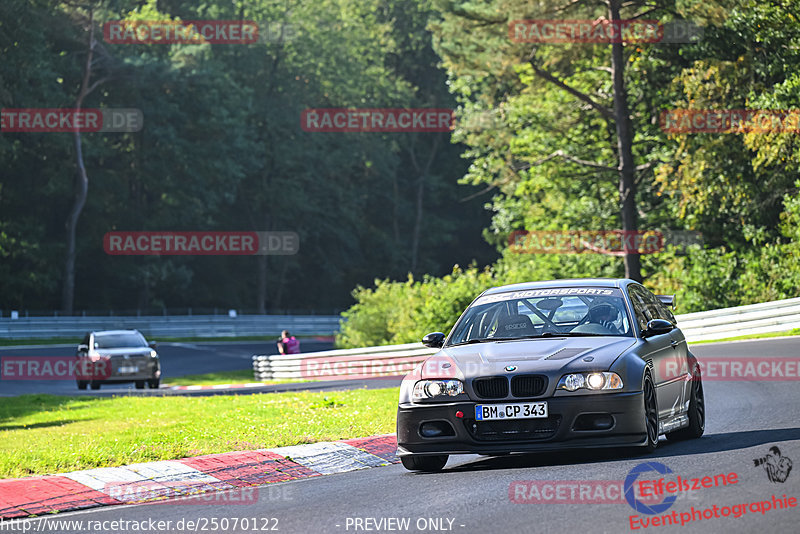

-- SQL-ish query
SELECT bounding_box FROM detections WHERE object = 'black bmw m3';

[397,278,705,472]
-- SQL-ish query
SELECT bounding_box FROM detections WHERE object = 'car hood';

[423,336,636,379]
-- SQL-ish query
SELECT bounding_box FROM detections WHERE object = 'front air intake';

[510,375,548,397]
[473,376,509,399]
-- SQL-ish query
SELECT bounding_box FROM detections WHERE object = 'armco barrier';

[251,297,800,380]
[674,296,800,343]
[0,315,341,340]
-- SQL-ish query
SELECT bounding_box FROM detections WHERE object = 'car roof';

[90,329,142,336]
[481,278,636,296]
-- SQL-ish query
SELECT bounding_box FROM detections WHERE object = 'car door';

[643,289,690,413]
[628,285,683,420]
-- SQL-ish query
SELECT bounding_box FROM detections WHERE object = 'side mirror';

[148,341,158,349]
[422,332,446,348]
[77,344,89,353]
[642,319,674,338]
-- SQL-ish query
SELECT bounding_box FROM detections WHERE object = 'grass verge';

[688,328,800,345]
[0,388,399,479]
[164,370,313,386]
[0,335,333,347]
[165,369,262,386]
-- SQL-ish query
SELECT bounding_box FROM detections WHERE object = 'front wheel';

[77,380,88,390]
[666,370,705,441]
[135,380,145,389]
[641,375,659,453]
[148,378,160,389]
[400,455,448,472]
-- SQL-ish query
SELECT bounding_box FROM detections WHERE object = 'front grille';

[511,375,548,397]
[473,377,508,399]
[464,416,561,441]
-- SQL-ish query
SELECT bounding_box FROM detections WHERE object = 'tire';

[400,454,448,472]
[77,380,88,390]
[666,369,705,441]
[135,380,145,389]
[640,375,659,453]
[148,378,160,389]
[90,382,101,390]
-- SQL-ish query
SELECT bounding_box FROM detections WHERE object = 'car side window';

[627,286,650,332]
[642,289,676,324]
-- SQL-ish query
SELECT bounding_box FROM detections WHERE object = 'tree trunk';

[409,133,441,273]
[62,10,100,313]
[257,254,268,313]
[608,0,641,282]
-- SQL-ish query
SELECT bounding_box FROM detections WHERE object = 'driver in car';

[586,300,623,334]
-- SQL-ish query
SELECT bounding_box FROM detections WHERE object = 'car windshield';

[446,287,632,346]
[93,333,148,349]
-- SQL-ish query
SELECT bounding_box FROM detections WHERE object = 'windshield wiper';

[449,337,517,346]
[449,332,616,346]
[503,332,614,340]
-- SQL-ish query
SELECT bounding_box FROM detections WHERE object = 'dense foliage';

[1,1,798,341]
[0,0,495,314]
[337,0,800,347]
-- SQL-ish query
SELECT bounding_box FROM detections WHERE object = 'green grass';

[164,370,313,386]
[688,328,800,345]
[165,369,263,386]
[0,388,399,479]
[0,334,332,347]
[0,337,80,346]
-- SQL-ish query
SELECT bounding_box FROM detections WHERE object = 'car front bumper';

[396,390,647,456]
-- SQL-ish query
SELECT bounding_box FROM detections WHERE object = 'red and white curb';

[0,434,399,519]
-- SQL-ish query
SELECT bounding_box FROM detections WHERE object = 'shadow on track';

[436,427,800,473]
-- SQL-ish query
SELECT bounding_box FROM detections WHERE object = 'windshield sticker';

[474,287,620,306]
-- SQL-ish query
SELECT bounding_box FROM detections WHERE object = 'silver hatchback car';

[76,329,161,390]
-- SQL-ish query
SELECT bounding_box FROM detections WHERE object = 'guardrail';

[251,297,800,380]
[253,343,437,380]
[676,296,800,343]
[0,315,341,340]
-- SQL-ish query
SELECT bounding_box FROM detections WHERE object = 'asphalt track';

[0,340,333,397]
[6,337,800,533]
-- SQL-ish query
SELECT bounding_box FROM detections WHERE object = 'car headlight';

[149,350,158,358]
[558,372,623,392]
[412,379,464,401]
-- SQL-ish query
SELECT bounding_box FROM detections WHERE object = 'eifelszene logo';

[753,446,793,483]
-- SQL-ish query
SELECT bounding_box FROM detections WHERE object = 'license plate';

[475,402,548,421]
[118,366,138,374]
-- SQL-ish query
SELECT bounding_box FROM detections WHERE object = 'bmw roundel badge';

[505,365,517,372]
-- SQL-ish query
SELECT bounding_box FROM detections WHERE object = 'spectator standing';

[277,330,300,355]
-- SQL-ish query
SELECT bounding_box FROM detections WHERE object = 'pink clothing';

[280,336,300,354]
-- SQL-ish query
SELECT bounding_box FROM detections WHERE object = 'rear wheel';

[400,455,448,472]
[641,375,659,453]
[666,369,705,441]
[77,380,88,390]
[135,380,145,389]
[90,382,101,390]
